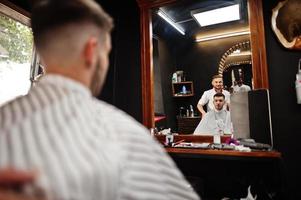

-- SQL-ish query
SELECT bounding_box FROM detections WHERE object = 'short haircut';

[213,93,225,99]
[31,0,114,48]
[212,74,222,80]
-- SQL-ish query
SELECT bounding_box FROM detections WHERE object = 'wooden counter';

[155,135,283,199]
[155,134,231,143]
[155,135,281,159]
[165,147,281,158]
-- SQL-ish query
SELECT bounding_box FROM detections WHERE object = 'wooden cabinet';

[172,81,194,97]
[177,116,201,134]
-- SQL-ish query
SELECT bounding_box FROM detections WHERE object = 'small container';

[189,105,194,117]
[182,85,187,94]
[179,107,185,117]
[213,134,221,144]
[166,134,174,146]
[186,109,189,117]
[176,70,184,82]
[172,72,177,83]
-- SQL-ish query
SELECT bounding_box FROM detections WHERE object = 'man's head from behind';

[211,75,223,90]
[31,0,113,96]
[213,93,225,111]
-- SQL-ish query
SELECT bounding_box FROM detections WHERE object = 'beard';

[90,58,106,97]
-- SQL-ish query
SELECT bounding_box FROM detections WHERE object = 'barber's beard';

[214,104,224,111]
[90,59,104,97]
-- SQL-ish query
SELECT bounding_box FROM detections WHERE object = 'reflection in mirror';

[219,41,253,94]
[152,0,253,136]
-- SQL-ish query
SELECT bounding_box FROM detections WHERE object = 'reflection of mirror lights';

[229,51,251,57]
[157,10,185,35]
[195,31,250,42]
[192,4,240,27]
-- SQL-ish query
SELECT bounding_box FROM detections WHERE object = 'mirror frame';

[137,0,269,128]
[218,40,252,74]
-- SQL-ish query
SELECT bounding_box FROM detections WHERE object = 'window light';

[192,4,240,27]
[157,10,185,35]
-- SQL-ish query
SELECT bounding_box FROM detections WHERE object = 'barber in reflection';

[194,93,232,135]
[197,74,230,118]
[233,78,251,93]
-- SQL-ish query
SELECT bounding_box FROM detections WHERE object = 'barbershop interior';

[0,0,300,199]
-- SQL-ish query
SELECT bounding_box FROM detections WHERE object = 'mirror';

[137,0,269,134]
[220,40,252,93]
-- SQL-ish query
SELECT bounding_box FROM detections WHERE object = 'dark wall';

[153,39,165,115]
[97,0,142,122]
[262,1,301,199]
[157,38,178,130]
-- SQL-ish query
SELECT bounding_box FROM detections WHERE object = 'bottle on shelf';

[172,72,177,83]
[176,70,184,82]
[181,85,187,94]
[189,105,194,117]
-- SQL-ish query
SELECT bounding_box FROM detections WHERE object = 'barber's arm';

[226,103,230,111]
[197,92,208,118]
[197,104,206,118]
[226,94,231,111]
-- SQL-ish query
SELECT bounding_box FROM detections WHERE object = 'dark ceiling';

[152,0,249,40]
[6,0,31,11]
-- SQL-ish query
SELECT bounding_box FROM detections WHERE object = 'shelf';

[172,81,193,84]
[173,94,194,97]
[172,81,194,97]
[177,115,201,119]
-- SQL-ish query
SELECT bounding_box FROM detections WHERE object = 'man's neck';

[214,88,222,93]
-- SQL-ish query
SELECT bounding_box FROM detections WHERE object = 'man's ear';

[83,37,98,68]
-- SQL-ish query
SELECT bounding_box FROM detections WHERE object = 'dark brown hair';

[31,0,113,47]
[212,74,222,80]
[213,93,225,99]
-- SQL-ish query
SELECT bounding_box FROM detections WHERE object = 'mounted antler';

[271,0,301,50]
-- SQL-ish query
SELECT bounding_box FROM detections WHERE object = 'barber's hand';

[0,168,36,189]
[0,191,43,200]
[0,168,46,200]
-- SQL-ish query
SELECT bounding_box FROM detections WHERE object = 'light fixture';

[229,50,251,57]
[192,4,240,27]
[157,10,185,35]
[195,30,250,42]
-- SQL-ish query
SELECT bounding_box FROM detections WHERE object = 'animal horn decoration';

[271,0,301,50]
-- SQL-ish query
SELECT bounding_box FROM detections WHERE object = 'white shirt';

[233,84,251,93]
[0,75,199,200]
[194,109,232,135]
[198,89,230,111]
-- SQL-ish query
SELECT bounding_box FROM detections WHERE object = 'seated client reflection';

[194,93,232,135]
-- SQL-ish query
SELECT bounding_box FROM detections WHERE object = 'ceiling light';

[192,4,240,27]
[157,10,185,35]
[195,31,250,42]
